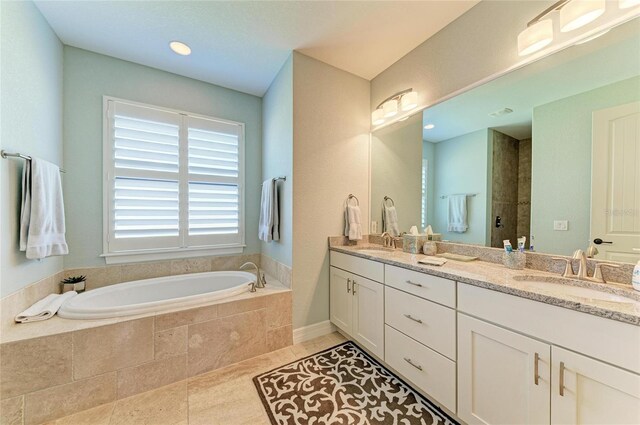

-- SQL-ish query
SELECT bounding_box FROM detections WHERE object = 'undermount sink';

[512,275,638,304]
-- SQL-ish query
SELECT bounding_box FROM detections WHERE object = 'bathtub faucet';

[239,262,266,291]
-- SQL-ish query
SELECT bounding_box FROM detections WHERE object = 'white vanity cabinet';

[458,314,551,425]
[329,252,384,358]
[458,282,640,425]
[551,347,640,424]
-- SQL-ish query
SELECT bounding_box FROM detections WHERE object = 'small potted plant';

[60,275,86,293]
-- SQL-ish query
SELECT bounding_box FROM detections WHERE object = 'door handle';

[404,357,423,371]
[593,238,613,245]
[352,281,357,296]
[534,353,540,385]
[404,314,423,324]
[559,361,565,396]
[346,278,351,294]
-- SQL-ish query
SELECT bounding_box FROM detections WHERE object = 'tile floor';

[41,332,347,425]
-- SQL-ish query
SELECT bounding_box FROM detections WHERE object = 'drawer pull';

[406,280,423,287]
[534,352,540,385]
[559,361,565,396]
[347,278,351,294]
[403,314,423,324]
[404,357,423,371]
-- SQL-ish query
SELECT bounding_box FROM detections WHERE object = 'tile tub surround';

[260,254,292,288]
[329,241,640,326]
[0,253,261,334]
[5,333,346,425]
[0,290,292,425]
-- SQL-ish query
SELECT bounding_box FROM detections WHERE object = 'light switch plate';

[554,220,568,231]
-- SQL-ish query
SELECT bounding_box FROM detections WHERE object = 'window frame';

[101,96,246,264]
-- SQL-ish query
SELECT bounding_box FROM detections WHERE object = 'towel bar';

[440,193,477,199]
[260,176,286,187]
[1,150,66,173]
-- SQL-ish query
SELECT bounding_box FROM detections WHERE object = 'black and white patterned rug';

[253,341,457,425]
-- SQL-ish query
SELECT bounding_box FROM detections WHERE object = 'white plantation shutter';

[186,116,242,246]
[104,99,244,258]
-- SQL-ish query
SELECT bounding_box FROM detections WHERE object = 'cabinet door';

[458,314,551,425]
[352,275,384,359]
[329,266,352,334]
[552,346,640,424]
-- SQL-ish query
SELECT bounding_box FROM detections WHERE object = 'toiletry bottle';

[633,260,640,292]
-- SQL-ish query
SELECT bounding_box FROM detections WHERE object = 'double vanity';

[328,241,640,425]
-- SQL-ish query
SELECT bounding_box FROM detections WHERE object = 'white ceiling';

[35,0,478,97]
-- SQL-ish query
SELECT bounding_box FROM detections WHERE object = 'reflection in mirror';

[370,18,640,263]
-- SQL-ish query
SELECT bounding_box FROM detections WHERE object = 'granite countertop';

[330,244,640,326]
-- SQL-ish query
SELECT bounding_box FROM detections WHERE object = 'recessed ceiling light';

[424,124,435,130]
[169,41,191,56]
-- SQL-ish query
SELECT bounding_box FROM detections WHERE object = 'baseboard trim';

[293,320,337,344]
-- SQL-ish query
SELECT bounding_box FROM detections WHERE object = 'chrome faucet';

[239,262,266,291]
[380,232,396,248]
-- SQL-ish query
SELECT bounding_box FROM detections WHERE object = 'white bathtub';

[57,271,255,320]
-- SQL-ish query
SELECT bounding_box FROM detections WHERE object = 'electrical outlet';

[554,220,568,231]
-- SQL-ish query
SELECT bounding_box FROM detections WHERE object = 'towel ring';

[383,196,395,207]
[347,194,359,206]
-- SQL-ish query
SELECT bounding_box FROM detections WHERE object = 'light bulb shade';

[560,0,605,32]
[382,99,398,118]
[619,0,640,8]
[400,91,418,111]
[517,19,554,56]
[372,109,385,125]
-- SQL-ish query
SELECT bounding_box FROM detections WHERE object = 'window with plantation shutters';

[103,98,244,263]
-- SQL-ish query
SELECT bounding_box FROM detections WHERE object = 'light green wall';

[261,56,293,267]
[531,76,640,255]
[371,117,423,233]
[0,1,63,297]
[63,47,262,268]
[423,141,435,228]
[432,129,489,245]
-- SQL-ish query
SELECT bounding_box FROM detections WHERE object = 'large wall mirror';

[370,18,640,263]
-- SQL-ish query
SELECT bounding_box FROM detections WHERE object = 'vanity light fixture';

[424,124,435,130]
[517,0,612,56]
[169,41,191,56]
[560,0,606,32]
[371,89,419,125]
[382,99,398,118]
[619,0,640,8]
[372,109,385,126]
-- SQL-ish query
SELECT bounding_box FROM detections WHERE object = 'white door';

[458,314,551,425]
[552,346,640,425]
[591,102,640,263]
[329,267,352,334]
[352,275,384,359]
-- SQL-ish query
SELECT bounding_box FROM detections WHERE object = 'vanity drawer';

[385,325,456,413]
[385,287,456,359]
[330,251,384,283]
[385,265,455,307]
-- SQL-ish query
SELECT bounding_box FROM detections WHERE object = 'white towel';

[15,291,77,323]
[383,205,400,237]
[344,205,362,241]
[259,179,279,242]
[448,194,468,233]
[20,158,69,259]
